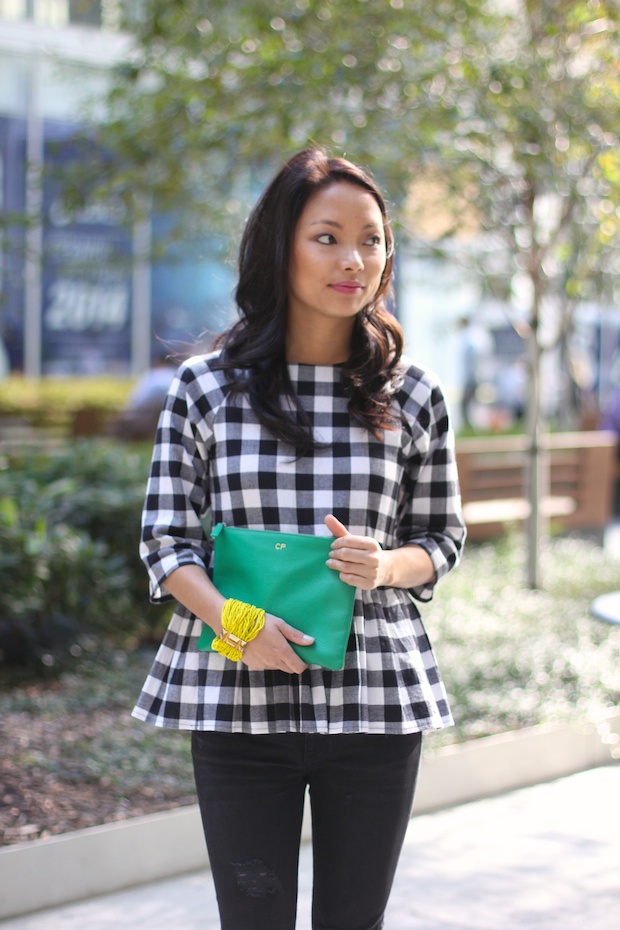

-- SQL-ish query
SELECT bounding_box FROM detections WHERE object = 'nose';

[340,246,364,271]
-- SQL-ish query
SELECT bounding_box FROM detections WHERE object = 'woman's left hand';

[324,514,388,591]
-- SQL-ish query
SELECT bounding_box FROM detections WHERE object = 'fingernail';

[302,634,315,643]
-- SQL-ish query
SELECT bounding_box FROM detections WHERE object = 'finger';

[324,513,349,538]
[283,656,309,674]
[326,553,381,588]
[327,547,379,572]
[327,551,358,570]
[274,621,312,673]
[276,619,314,646]
[329,535,377,556]
[265,640,309,675]
[338,570,368,589]
[244,648,309,674]
[328,545,374,564]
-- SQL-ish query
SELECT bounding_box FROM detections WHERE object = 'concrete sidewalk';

[1,765,618,930]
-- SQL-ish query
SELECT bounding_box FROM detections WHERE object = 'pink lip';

[330,282,363,294]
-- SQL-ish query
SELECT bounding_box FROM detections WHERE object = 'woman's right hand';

[242,614,314,674]
[162,565,313,674]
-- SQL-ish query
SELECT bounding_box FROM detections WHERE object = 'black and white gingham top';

[132,351,465,734]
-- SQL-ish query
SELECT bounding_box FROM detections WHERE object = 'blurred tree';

[406,0,620,587]
[72,0,489,237]
[71,0,619,588]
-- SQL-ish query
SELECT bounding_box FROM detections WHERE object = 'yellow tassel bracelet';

[212,598,266,662]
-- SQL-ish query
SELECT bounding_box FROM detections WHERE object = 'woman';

[134,148,465,930]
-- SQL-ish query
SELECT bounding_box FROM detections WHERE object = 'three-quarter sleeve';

[139,356,226,602]
[395,367,466,603]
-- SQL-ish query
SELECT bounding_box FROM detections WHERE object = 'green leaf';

[0,496,19,528]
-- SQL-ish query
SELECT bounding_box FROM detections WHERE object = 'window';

[0,1,112,27]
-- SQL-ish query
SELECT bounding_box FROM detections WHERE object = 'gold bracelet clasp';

[218,630,248,653]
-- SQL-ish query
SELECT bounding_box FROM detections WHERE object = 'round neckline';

[287,360,346,368]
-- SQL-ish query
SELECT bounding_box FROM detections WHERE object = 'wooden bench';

[0,416,66,455]
[455,431,617,541]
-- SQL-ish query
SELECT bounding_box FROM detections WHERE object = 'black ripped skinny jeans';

[191,730,422,930]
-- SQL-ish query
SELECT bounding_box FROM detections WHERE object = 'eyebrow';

[308,220,380,230]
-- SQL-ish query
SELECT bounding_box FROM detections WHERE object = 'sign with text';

[41,132,132,375]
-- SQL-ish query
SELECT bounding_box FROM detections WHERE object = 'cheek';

[290,242,319,280]
[289,248,311,296]
[370,254,387,289]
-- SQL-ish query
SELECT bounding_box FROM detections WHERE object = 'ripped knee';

[232,859,282,898]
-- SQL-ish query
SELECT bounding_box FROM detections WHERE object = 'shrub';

[0,441,169,675]
[0,503,132,673]
[7,442,152,603]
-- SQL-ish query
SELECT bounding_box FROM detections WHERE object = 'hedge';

[0,440,169,676]
[0,377,134,431]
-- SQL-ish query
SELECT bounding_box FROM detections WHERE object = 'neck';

[286,321,353,365]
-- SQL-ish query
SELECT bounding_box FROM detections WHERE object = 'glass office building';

[0,2,234,376]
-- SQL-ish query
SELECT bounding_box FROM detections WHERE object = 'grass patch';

[425,533,620,747]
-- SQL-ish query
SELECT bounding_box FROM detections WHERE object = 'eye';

[316,233,336,244]
[364,234,383,246]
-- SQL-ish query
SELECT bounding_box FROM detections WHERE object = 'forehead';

[298,182,383,226]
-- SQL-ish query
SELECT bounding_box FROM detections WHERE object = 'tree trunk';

[525,318,543,589]
[523,181,547,590]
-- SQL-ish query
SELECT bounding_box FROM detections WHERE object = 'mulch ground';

[1,705,195,847]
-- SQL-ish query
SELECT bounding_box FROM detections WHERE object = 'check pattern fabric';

[133,352,466,734]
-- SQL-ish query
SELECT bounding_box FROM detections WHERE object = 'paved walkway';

[1,765,618,930]
[604,520,620,560]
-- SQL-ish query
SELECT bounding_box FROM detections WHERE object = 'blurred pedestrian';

[600,385,620,516]
[107,349,175,440]
[457,315,494,428]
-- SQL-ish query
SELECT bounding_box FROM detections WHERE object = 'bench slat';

[462,496,576,526]
[456,431,616,540]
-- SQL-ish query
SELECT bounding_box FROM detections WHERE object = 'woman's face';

[287,182,387,334]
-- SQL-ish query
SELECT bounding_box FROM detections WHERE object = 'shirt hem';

[131,706,454,735]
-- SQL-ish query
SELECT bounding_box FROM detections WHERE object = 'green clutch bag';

[196,523,356,670]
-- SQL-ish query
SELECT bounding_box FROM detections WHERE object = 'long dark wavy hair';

[212,147,405,454]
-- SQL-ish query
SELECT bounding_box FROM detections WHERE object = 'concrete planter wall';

[1,710,618,921]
